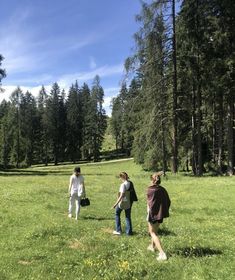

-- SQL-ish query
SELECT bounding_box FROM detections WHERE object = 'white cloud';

[1,84,120,117]
[5,74,53,86]
[103,96,113,116]
[67,36,97,52]
[0,85,51,103]
[0,7,103,78]
[103,87,120,116]
[89,56,97,70]
[58,64,124,89]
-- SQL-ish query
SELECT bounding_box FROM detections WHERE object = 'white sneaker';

[147,245,155,252]
[113,230,121,235]
[68,214,72,218]
[157,252,167,261]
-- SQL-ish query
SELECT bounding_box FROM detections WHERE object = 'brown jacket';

[147,184,171,221]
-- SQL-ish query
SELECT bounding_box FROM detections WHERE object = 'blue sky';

[0,0,143,115]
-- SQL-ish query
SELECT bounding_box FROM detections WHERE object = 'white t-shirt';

[70,174,84,196]
[119,180,130,194]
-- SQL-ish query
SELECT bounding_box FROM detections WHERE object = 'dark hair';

[74,167,81,173]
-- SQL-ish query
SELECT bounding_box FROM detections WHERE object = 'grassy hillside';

[0,159,234,280]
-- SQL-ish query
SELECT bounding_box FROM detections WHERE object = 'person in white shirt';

[68,167,85,220]
[112,172,133,235]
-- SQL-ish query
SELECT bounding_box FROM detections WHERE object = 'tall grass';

[0,159,234,280]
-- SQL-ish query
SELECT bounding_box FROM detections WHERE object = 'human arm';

[68,176,73,195]
[147,203,150,213]
[112,192,125,209]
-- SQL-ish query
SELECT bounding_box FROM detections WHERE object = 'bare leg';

[148,223,164,254]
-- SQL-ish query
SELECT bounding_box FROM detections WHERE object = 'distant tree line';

[0,73,107,168]
[111,0,235,175]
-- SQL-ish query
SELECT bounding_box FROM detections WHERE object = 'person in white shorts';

[68,167,85,220]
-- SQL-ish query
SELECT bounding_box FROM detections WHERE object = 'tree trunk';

[172,0,178,173]
[192,85,197,175]
[195,0,202,176]
[227,91,234,175]
[196,82,202,176]
[217,91,223,174]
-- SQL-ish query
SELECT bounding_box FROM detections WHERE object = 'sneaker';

[147,245,155,252]
[156,252,167,261]
[113,230,121,235]
[68,214,72,218]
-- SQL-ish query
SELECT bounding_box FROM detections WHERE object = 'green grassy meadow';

[0,159,234,280]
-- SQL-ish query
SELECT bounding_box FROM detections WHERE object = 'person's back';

[147,184,170,221]
[70,174,84,196]
[146,172,171,261]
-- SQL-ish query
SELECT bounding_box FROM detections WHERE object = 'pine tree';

[37,86,49,165]
[0,100,11,168]
[66,82,83,162]
[20,91,37,166]
[0,54,6,91]
[124,2,171,170]
[9,87,23,167]
[80,83,92,159]
[46,83,63,165]
[90,76,107,161]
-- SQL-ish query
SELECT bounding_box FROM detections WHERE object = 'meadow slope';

[0,159,234,280]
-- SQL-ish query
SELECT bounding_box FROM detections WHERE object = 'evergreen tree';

[111,95,123,150]
[110,80,139,155]
[0,54,6,91]
[46,83,64,165]
[9,87,23,167]
[66,82,83,162]
[90,76,107,161]
[0,100,11,168]
[80,83,92,159]
[124,2,171,170]
[37,86,49,165]
[20,91,37,166]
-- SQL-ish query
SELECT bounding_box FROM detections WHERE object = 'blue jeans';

[115,205,133,235]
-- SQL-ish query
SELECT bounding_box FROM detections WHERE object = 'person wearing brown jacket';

[146,172,171,261]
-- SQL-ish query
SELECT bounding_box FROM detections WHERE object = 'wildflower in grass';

[118,260,130,271]
[84,258,94,266]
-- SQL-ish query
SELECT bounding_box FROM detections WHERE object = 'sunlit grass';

[0,159,234,279]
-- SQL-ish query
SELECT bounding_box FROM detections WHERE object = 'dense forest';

[0,65,107,167]
[0,0,235,175]
[110,0,235,175]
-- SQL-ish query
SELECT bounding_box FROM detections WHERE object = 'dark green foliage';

[89,76,107,161]
[20,91,38,166]
[66,82,83,162]
[0,77,107,167]
[110,0,235,175]
[36,86,49,165]
[0,54,6,91]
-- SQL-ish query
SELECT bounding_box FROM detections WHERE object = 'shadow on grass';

[181,172,224,177]
[172,247,222,258]
[158,228,177,236]
[137,228,176,237]
[0,169,72,176]
[82,215,113,221]
[0,169,113,177]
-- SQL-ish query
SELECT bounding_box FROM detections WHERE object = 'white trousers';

[68,193,81,218]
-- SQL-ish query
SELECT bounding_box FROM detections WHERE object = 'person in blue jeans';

[112,172,133,235]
